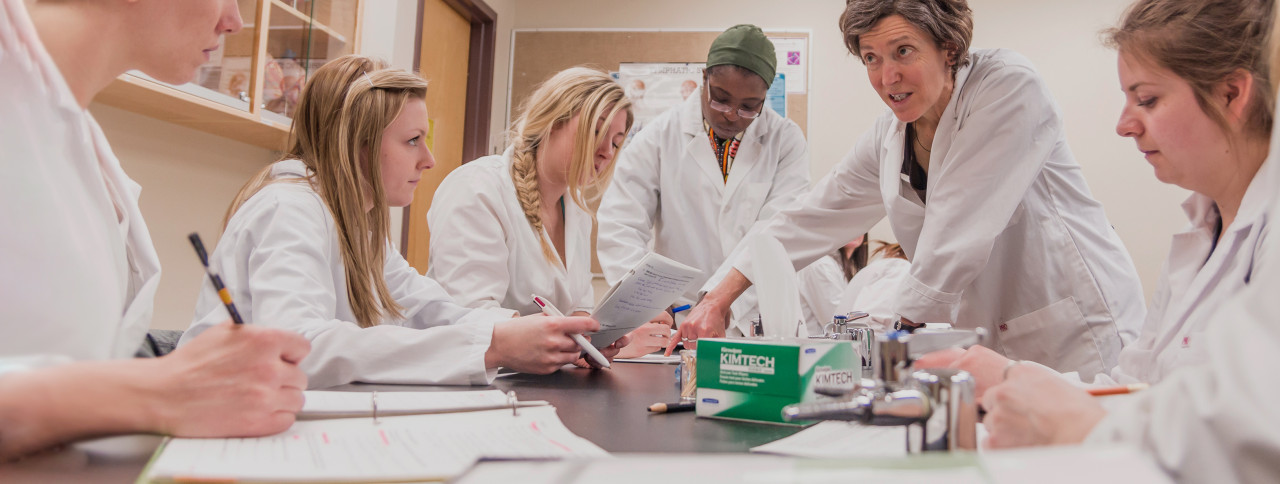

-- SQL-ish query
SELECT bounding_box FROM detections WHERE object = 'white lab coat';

[180,161,514,389]
[0,0,160,362]
[733,49,1145,379]
[838,257,911,331]
[1086,157,1275,387]
[1085,141,1280,482]
[597,89,811,334]
[795,255,847,336]
[426,150,595,316]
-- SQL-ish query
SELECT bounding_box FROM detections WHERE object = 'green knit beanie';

[706,24,776,87]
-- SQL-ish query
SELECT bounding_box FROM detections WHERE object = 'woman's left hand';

[983,362,1106,448]
[572,334,631,369]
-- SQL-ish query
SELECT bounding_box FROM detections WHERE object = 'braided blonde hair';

[225,55,429,328]
[508,67,633,263]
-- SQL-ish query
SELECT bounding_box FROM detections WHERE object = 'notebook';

[588,252,702,349]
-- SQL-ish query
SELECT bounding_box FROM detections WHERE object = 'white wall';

[95,0,420,331]
[488,0,1184,301]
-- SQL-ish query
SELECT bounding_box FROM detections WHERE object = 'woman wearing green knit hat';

[599,24,842,347]
[676,0,1146,382]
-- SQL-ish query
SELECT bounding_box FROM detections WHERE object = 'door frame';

[403,0,497,252]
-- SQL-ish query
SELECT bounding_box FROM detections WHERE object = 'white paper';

[589,253,701,349]
[454,454,986,484]
[751,421,910,458]
[753,421,992,458]
[145,406,605,483]
[299,390,547,419]
[614,353,681,364]
[769,37,807,94]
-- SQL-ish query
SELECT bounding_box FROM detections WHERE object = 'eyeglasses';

[705,86,763,119]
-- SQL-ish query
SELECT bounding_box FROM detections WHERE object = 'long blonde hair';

[508,67,633,263]
[224,55,428,328]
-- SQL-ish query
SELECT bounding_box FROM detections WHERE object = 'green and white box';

[695,338,858,425]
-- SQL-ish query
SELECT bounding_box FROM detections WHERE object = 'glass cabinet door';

[262,0,360,120]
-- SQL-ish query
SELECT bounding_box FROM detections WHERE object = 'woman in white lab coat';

[964,4,1280,480]
[915,0,1274,401]
[0,0,310,459]
[182,56,622,389]
[427,68,665,358]
[676,0,1145,380]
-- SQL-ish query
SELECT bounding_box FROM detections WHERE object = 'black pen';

[647,402,695,413]
[188,232,245,325]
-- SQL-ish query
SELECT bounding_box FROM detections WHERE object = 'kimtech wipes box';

[695,338,857,425]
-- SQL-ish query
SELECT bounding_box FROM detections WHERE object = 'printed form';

[145,406,605,482]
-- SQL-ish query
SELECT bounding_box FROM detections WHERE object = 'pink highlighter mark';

[322,432,330,444]
[529,421,572,452]
[379,429,390,446]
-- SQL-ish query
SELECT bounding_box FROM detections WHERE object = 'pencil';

[1087,383,1148,397]
[647,402,695,413]
[189,232,245,325]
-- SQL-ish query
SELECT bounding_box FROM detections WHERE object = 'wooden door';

[405,0,471,274]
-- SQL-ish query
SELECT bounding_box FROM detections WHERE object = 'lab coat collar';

[1178,155,1275,237]
[271,159,312,179]
[1234,155,1276,231]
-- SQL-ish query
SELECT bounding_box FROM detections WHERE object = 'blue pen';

[671,304,692,314]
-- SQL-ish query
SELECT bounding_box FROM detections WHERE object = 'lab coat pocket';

[996,297,1105,377]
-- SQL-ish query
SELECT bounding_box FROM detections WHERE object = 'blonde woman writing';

[428,67,663,359]
[182,56,619,388]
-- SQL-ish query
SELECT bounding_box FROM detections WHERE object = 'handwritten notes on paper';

[588,253,701,349]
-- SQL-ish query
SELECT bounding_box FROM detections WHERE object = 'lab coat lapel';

[564,195,590,277]
[881,121,924,260]
[679,91,726,197]
[1165,158,1275,329]
[922,61,972,199]
[88,119,161,357]
[723,110,773,203]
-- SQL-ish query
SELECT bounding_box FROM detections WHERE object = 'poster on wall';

[769,37,807,94]
[617,63,706,137]
[768,73,786,118]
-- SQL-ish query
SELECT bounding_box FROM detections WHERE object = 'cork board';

[508,30,809,135]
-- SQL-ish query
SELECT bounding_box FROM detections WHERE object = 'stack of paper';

[143,406,603,483]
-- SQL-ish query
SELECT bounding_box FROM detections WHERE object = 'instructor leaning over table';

[674,0,1145,380]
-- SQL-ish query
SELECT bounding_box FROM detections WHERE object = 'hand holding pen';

[532,295,612,369]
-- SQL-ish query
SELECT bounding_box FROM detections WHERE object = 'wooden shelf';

[91,0,361,151]
[96,74,290,151]
[269,0,349,58]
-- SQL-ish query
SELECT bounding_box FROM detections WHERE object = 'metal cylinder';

[845,325,876,378]
[904,368,978,453]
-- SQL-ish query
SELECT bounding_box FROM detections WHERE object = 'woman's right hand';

[665,298,730,355]
[150,321,311,438]
[486,315,599,374]
[913,345,1011,403]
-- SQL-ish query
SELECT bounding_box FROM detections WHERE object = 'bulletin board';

[508,29,810,136]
